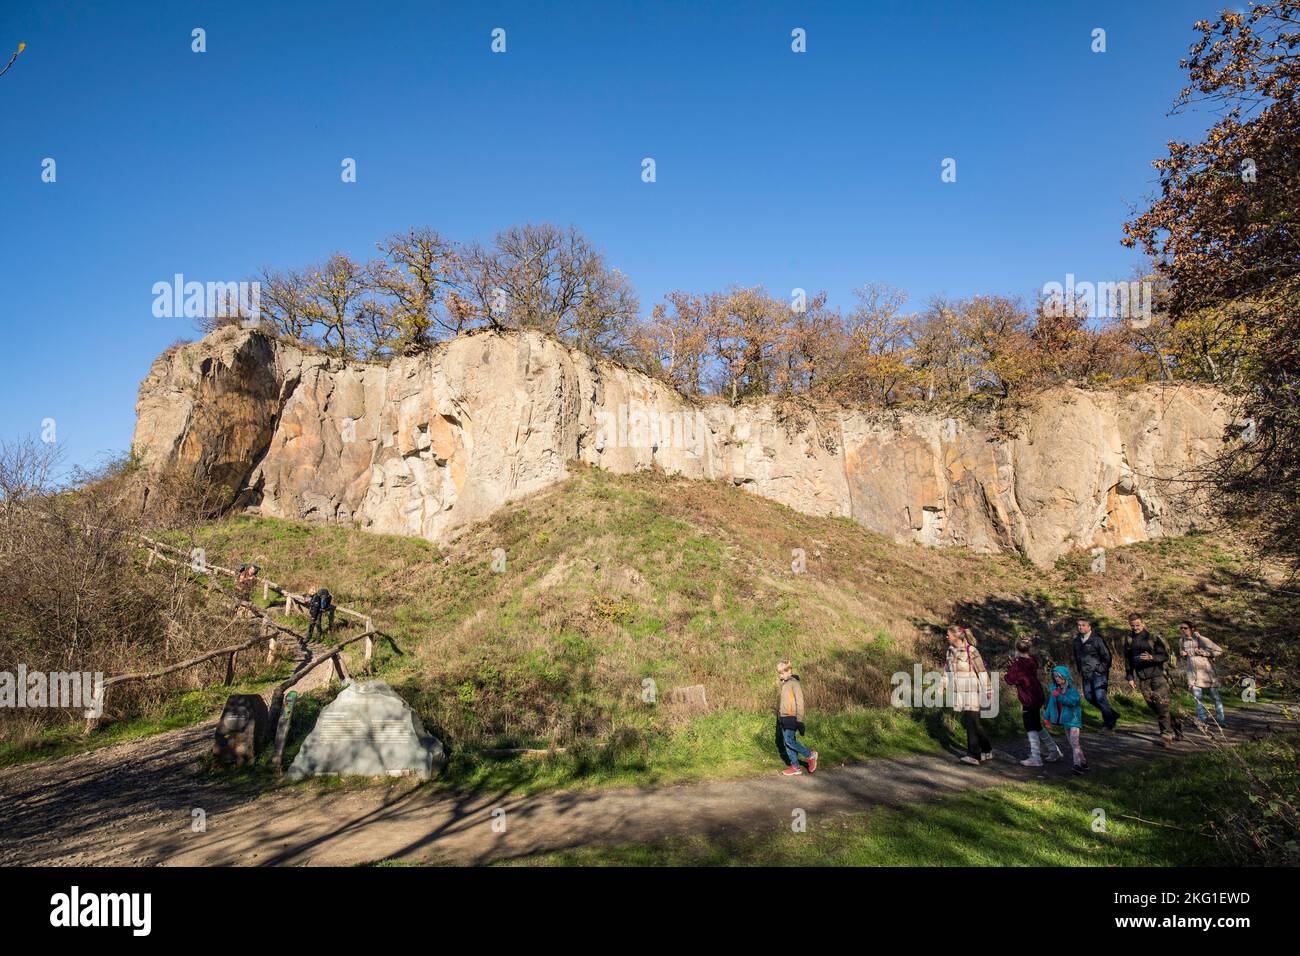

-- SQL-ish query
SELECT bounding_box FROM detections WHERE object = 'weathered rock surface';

[287,681,445,781]
[132,326,1232,567]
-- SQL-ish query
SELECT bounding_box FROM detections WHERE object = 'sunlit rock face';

[133,326,1231,566]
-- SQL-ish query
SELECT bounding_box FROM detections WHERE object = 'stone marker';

[287,681,445,781]
[669,684,708,712]
[214,693,269,766]
[271,689,298,768]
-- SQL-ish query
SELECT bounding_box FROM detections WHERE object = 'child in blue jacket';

[1043,665,1088,774]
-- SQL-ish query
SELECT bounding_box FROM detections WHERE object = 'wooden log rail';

[86,555,403,734]
[0,504,402,732]
[2,502,376,631]
[139,546,403,670]
[136,535,373,630]
[83,563,308,731]
[264,626,404,735]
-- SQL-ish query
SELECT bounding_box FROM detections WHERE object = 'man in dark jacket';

[1073,619,1118,731]
[1123,613,1184,746]
[306,586,334,641]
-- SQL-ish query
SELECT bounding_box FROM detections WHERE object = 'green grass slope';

[7,465,1295,790]
[182,465,1296,792]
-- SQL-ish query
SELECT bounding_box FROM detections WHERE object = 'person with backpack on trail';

[942,625,993,766]
[306,585,335,641]
[776,659,818,776]
[1043,665,1088,774]
[1072,618,1118,732]
[1178,620,1226,724]
[1123,613,1185,747]
[1004,638,1063,767]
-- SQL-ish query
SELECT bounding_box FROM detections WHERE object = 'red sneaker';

[806,751,818,773]
[782,765,803,776]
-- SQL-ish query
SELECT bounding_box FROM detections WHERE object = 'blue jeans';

[1081,675,1117,727]
[1192,686,1225,722]
[782,727,812,766]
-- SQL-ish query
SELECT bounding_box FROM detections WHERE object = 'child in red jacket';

[1004,638,1063,767]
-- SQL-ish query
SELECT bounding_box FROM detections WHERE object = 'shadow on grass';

[499,733,1300,867]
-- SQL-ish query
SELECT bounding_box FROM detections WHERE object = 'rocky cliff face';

[132,326,1232,567]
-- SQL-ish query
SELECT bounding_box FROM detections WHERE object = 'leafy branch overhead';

[1124,0,1300,574]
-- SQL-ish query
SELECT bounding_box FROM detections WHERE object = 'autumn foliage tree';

[248,223,639,362]
[1123,1,1300,571]
[629,284,1142,407]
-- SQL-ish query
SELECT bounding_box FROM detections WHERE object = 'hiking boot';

[1103,723,1117,734]
[1020,756,1044,767]
[1072,764,1086,775]
[1044,751,1062,763]
[782,765,803,776]
[1173,730,1186,742]
[1158,734,1173,748]
[805,751,818,773]
[959,755,981,766]
[979,751,993,762]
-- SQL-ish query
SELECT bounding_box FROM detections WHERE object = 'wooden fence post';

[364,618,374,672]
[84,684,105,734]
[224,651,237,686]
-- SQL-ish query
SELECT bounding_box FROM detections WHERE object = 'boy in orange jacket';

[776,659,818,776]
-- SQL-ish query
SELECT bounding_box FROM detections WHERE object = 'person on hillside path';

[306,586,335,641]
[1178,620,1226,724]
[776,659,818,776]
[1043,665,1088,774]
[1072,618,1118,732]
[942,625,993,766]
[235,563,260,619]
[1123,613,1185,747]
[1004,638,1063,767]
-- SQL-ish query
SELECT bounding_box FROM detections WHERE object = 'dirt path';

[1,706,1293,866]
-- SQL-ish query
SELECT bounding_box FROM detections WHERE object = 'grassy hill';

[184,465,1296,790]
[7,464,1296,790]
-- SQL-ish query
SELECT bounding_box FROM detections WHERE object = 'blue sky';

[1,1,1219,472]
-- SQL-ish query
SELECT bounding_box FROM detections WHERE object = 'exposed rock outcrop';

[132,327,1232,567]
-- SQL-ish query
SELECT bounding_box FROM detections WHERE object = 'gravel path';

[1,705,1292,866]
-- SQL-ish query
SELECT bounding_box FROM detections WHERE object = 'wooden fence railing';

[122,538,402,726]
[3,502,401,749]
[137,534,374,630]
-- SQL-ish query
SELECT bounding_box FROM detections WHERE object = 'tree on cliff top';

[1123,1,1300,573]
[245,223,640,363]
[454,223,640,359]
